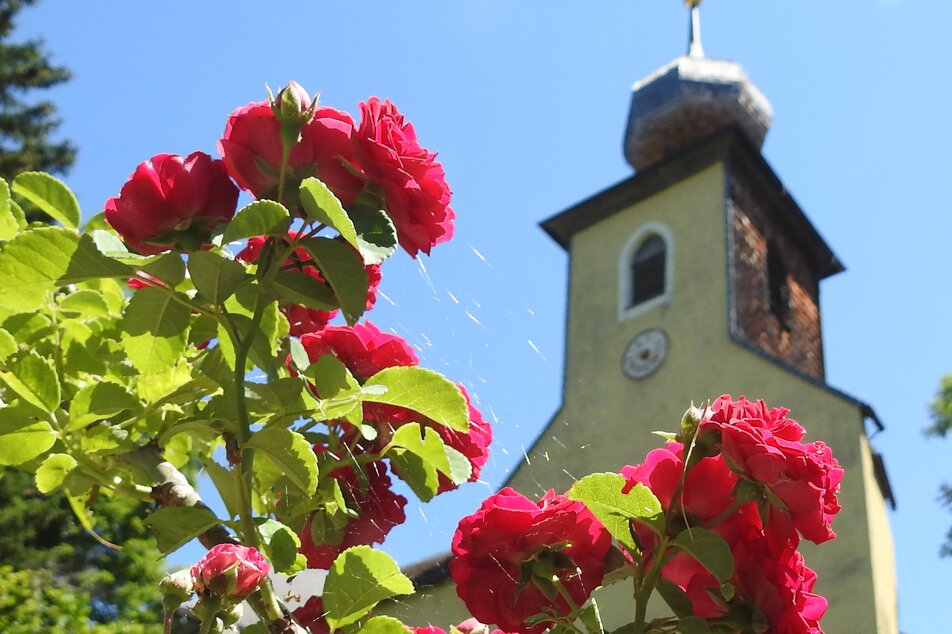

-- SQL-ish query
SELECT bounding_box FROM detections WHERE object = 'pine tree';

[0,2,165,630]
[0,0,75,182]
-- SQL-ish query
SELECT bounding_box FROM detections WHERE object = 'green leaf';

[0,328,17,362]
[120,287,191,375]
[140,252,186,286]
[248,377,315,421]
[673,527,735,583]
[0,351,60,413]
[258,519,303,574]
[299,178,357,246]
[188,250,248,304]
[388,423,453,502]
[0,421,56,465]
[81,424,130,455]
[12,171,81,228]
[68,382,140,431]
[656,578,694,618]
[568,475,663,552]
[358,616,412,634]
[307,355,362,422]
[272,270,337,310]
[445,446,473,487]
[58,289,111,317]
[323,546,414,629]
[0,228,133,314]
[350,205,398,265]
[245,426,318,496]
[36,453,78,493]
[222,200,290,244]
[300,237,368,324]
[363,367,468,431]
[145,506,222,555]
[579,600,604,634]
[0,178,17,241]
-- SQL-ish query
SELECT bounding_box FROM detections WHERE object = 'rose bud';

[271,80,318,127]
[191,544,270,600]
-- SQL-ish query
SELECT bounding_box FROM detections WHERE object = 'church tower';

[395,6,898,633]
[504,6,898,633]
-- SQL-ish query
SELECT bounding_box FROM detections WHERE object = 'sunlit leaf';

[245,426,318,496]
[363,367,468,431]
[120,287,191,375]
[0,351,60,413]
[145,507,222,554]
[568,474,663,551]
[299,178,357,246]
[188,250,248,304]
[0,228,132,314]
[222,199,290,244]
[300,237,368,324]
[323,546,414,629]
[12,171,81,228]
[36,453,78,493]
[673,527,735,583]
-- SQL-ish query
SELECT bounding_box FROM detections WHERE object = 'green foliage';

[0,469,164,630]
[928,373,952,555]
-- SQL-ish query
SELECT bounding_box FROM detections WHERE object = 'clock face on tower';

[622,328,669,380]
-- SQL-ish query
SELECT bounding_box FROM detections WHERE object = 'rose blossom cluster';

[449,395,840,634]
[105,81,453,258]
[296,321,492,569]
[623,395,840,633]
[102,82,486,632]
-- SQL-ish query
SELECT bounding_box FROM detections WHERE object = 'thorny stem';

[225,235,299,624]
[634,537,670,634]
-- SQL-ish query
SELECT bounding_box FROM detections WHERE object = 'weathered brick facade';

[728,173,824,380]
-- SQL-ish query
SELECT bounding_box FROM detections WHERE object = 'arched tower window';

[618,222,673,321]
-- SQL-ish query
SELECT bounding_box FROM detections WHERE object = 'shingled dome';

[623,55,772,172]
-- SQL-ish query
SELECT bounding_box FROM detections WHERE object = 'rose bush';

[0,80,843,634]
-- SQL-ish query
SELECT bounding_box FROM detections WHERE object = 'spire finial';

[686,0,704,58]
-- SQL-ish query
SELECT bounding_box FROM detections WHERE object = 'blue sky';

[17,1,952,632]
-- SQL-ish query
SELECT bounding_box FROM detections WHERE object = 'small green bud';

[270,80,319,127]
[159,569,194,605]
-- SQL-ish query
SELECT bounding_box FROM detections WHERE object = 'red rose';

[701,396,843,543]
[732,532,827,634]
[190,544,270,600]
[435,384,492,493]
[292,596,329,634]
[298,459,407,569]
[105,152,238,255]
[450,488,610,634]
[299,321,418,381]
[354,97,454,257]
[219,102,363,205]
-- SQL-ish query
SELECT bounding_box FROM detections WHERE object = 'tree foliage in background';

[927,373,952,556]
[0,0,75,183]
[0,1,164,630]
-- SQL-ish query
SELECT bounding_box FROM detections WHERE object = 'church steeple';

[623,2,772,171]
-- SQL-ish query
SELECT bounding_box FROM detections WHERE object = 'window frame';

[618,221,674,322]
